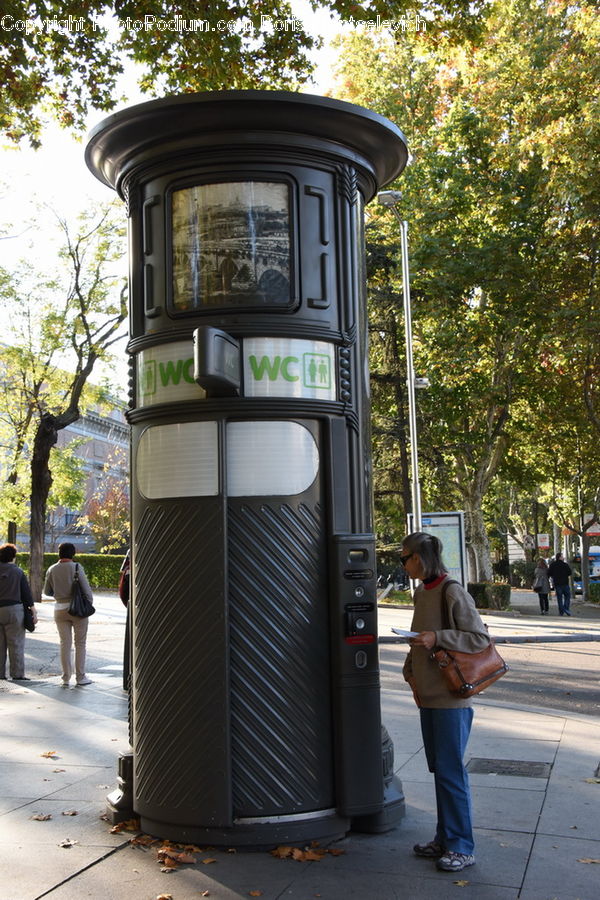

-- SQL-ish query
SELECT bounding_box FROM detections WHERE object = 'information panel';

[410,511,467,587]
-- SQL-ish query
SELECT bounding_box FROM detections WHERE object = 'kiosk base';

[138,811,350,850]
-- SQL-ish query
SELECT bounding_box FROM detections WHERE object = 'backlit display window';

[171,181,291,311]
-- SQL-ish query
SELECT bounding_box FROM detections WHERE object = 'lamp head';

[377,190,403,208]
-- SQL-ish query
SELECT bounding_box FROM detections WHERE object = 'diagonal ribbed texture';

[133,500,232,826]
[228,500,334,816]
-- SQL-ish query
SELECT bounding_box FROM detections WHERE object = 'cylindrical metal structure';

[86,91,409,847]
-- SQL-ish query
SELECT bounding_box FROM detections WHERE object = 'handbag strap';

[73,563,79,582]
[440,578,461,630]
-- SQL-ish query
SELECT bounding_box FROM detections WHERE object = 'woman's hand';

[409,630,437,650]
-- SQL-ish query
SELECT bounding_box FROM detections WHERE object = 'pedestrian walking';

[0,543,36,681]
[548,552,572,616]
[532,557,551,614]
[401,531,490,873]
[43,543,94,686]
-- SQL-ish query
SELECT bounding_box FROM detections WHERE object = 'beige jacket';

[43,560,93,611]
[402,576,490,708]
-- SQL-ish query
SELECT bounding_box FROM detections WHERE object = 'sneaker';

[436,851,475,872]
[76,677,93,686]
[413,840,444,858]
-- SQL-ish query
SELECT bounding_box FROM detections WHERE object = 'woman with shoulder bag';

[402,531,490,874]
[43,543,94,687]
[532,558,551,615]
[0,543,36,681]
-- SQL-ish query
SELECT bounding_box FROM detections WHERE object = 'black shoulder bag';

[68,564,96,618]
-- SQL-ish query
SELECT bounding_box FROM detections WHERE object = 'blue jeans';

[420,707,474,855]
[555,584,571,614]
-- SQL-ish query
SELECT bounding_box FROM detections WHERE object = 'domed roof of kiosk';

[85,91,409,200]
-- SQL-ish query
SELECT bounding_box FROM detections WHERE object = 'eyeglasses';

[400,552,413,567]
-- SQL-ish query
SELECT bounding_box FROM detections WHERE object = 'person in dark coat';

[548,552,572,616]
[532,558,551,614]
[0,543,36,680]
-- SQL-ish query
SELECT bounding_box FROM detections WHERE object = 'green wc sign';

[137,337,337,404]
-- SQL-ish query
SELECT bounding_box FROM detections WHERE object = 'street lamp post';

[377,191,422,531]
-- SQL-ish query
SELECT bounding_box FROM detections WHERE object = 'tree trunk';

[581,529,592,602]
[465,506,494,582]
[29,414,59,601]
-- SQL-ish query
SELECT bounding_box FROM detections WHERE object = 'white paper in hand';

[391,627,419,639]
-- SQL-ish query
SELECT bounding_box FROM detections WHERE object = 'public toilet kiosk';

[86,91,409,847]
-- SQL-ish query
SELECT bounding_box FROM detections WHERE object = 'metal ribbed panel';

[133,500,232,826]
[228,500,334,816]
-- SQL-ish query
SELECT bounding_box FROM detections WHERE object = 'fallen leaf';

[110,817,141,833]
[157,848,196,865]
[131,834,159,847]
[160,867,175,874]
[291,848,305,861]
[584,778,600,784]
[454,880,469,886]
[249,892,263,897]
[201,892,211,897]
[62,810,78,816]
[31,813,52,821]
[302,849,327,861]
[271,845,294,859]
[328,848,345,856]
[59,838,78,848]
[40,750,59,759]
[156,895,173,900]
[577,858,600,864]
[202,857,217,864]
[53,768,66,773]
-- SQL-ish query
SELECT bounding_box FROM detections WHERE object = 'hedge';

[468,581,511,610]
[509,560,537,588]
[16,553,125,592]
[588,582,600,604]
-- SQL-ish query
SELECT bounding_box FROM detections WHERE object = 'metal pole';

[376,192,422,534]
[398,218,421,531]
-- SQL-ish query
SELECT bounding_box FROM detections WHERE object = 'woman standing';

[0,543,36,681]
[402,531,489,873]
[532,558,551,615]
[43,543,94,686]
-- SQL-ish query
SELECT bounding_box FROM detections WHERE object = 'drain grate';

[467,758,552,778]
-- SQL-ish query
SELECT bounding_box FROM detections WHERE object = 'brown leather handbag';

[430,580,509,698]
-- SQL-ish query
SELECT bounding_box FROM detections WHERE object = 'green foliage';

[0,203,127,534]
[510,560,537,589]
[588,582,600,604]
[468,581,511,610]
[332,1,600,573]
[1,2,497,146]
[467,582,489,607]
[82,447,129,552]
[16,552,126,591]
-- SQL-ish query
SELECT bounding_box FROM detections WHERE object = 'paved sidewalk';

[1,593,599,900]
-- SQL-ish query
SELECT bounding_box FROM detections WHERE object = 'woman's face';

[401,547,425,581]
